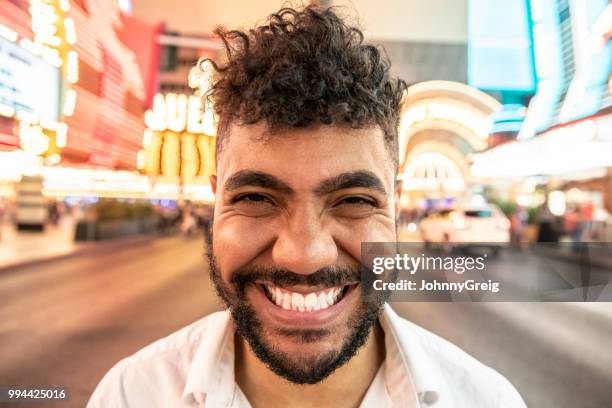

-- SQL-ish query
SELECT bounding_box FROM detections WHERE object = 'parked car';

[419,205,511,252]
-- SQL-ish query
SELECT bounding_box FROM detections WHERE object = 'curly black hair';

[201,5,406,170]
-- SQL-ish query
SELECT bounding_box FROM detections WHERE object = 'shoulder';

[383,307,526,407]
[87,311,229,408]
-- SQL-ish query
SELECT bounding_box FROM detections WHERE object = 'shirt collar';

[380,303,441,406]
[182,311,237,407]
[182,305,442,407]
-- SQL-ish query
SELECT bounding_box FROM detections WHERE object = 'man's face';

[209,123,398,384]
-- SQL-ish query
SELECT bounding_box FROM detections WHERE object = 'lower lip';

[251,284,359,328]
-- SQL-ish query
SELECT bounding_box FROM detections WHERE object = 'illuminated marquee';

[139,92,216,180]
[0,0,78,165]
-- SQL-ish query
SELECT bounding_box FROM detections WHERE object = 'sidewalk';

[0,218,161,271]
[0,218,83,270]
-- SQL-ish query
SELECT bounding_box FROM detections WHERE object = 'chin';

[234,284,374,384]
[267,322,346,354]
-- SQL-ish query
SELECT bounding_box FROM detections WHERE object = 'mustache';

[231,264,364,291]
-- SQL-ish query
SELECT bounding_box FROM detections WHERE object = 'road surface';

[1,234,611,407]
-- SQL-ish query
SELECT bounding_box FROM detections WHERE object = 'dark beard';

[206,244,387,385]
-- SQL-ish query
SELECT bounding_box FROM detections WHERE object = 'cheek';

[212,215,277,282]
[333,217,396,261]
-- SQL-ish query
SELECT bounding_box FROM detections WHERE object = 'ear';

[394,178,403,219]
[210,175,218,194]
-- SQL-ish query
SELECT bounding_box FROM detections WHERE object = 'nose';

[272,204,338,275]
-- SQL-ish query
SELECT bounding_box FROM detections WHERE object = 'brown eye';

[230,193,278,217]
[234,193,273,204]
[337,196,377,207]
[331,195,380,219]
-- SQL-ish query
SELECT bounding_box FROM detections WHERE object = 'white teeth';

[304,293,317,311]
[275,287,282,304]
[291,293,305,311]
[269,287,276,301]
[318,293,328,309]
[265,285,347,312]
[282,293,291,310]
[275,290,283,307]
[326,290,335,305]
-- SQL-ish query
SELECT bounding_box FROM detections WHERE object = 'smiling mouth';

[258,283,355,312]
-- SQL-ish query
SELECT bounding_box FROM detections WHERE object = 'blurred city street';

[1,0,612,406]
[1,234,612,407]
[0,234,217,407]
[0,218,78,269]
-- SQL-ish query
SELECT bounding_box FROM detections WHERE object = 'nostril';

[272,231,338,275]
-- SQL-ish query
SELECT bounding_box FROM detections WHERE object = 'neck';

[235,323,385,408]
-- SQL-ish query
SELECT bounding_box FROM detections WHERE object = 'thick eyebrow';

[314,170,387,196]
[224,170,294,194]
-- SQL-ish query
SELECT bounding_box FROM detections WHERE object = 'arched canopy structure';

[398,80,501,197]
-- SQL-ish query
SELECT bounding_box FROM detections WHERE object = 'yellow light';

[166,94,188,132]
[181,133,199,178]
[40,120,59,130]
[117,0,132,14]
[186,96,204,133]
[407,80,501,112]
[45,153,61,165]
[67,51,79,83]
[46,35,62,47]
[202,104,216,136]
[402,101,491,140]
[153,183,180,194]
[0,24,18,42]
[197,136,216,177]
[142,129,153,148]
[182,183,215,202]
[146,93,215,134]
[64,18,77,44]
[19,122,49,155]
[145,132,163,175]
[63,89,77,116]
[0,104,16,118]
[29,0,62,51]
[41,166,153,198]
[136,150,146,170]
[161,132,180,176]
[144,94,166,130]
[59,0,71,12]
[0,150,43,181]
[56,122,68,147]
[402,152,466,192]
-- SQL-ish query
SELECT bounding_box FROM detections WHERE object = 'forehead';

[217,123,395,189]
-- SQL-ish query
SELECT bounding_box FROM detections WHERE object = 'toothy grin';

[261,284,351,312]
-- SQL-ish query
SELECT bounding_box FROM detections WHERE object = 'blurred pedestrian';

[48,201,59,225]
[564,205,583,242]
[536,203,558,243]
[180,208,197,236]
[564,205,585,254]
[580,201,594,241]
[511,206,528,246]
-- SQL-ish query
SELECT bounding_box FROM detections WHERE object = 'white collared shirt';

[88,305,525,407]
